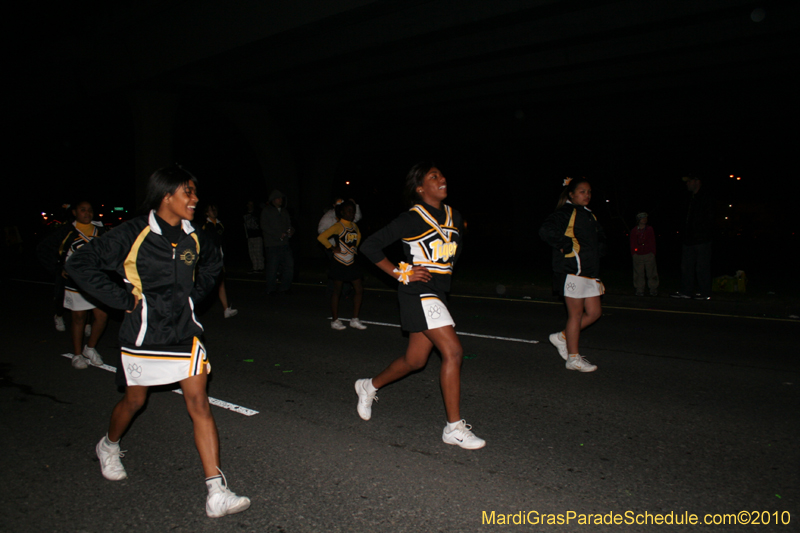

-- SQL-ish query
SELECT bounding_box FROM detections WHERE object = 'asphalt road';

[1,277,797,533]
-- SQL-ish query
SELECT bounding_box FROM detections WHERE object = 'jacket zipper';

[172,245,178,331]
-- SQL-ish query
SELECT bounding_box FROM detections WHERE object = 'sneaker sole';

[207,498,250,518]
[442,436,486,450]
[566,364,597,373]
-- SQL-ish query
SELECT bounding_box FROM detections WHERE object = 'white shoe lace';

[360,390,377,405]
[101,448,126,472]
[448,420,472,438]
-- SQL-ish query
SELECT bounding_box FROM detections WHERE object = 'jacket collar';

[565,200,592,212]
[72,220,104,228]
[148,210,195,236]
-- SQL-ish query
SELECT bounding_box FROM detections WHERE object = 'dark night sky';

[10,1,799,279]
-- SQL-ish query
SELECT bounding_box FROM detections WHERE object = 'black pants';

[680,242,712,297]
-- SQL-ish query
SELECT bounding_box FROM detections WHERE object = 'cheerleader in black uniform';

[355,163,485,450]
[66,167,249,518]
[539,177,605,372]
[37,200,108,369]
[201,204,238,318]
[317,200,367,330]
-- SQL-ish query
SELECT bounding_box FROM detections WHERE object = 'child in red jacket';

[630,212,659,296]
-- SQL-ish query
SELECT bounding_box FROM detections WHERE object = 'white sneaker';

[82,346,104,367]
[224,307,238,318]
[54,315,66,332]
[84,323,92,337]
[565,354,597,372]
[331,319,346,330]
[549,332,568,360]
[206,471,251,518]
[96,437,127,480]
[71,354,89,369]
[442,420,486,450]
[354,378,378,420]
[349,318,367,330]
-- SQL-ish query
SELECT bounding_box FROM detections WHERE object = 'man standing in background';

[261,190,294,295]
[672,176,714,300]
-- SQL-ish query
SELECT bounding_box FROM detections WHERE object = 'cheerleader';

[66,166,250,518]
[317,200,367,330]
[37,201,108,369]
[355,162,485,450]
[201,204,238,318]
[539,177,605,372]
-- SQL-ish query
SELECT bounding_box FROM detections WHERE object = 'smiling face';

[72,202,93,224]
[417,167,448,206]
[159,181,198,225]
[569,181,592,206]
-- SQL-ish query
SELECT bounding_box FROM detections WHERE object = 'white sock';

[365,379,377,393]
[445,420,462,432]
[103,435,120,448]
[206,475,224,493]
[568,353,579,358]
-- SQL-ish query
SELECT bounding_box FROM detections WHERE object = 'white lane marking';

[170,389,259,416]
[60,354,259,416]
[15,278,800,323]
[335,319,539,344]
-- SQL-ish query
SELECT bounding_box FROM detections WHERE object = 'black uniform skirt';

[328,257,363,282]
[397,290,455,332]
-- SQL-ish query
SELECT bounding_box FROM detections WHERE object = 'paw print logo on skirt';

[428,304,442,319]
[566,282,576,292]
[127,363,142,378]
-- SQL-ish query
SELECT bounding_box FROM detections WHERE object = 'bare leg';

[423,326,463,423]
[564,296,602,354]
[218,279,229,310]
[86,308,108,348]
[352,278,363,318]
[180,370,220,478]
[331,280,343,321]
[71,310,87,355]
[371,327,464,423]
[372,331,433,389]
[108,385,149,442]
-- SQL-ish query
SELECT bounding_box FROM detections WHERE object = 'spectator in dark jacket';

[671,176,714,300]
[260,189,294,294]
